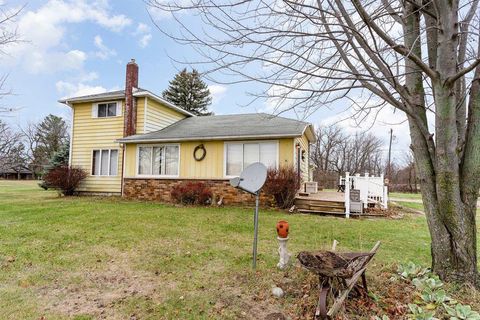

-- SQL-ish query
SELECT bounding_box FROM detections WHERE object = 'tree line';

[310,124,384,188]
[0,115,69,179]
[310,124,417,191]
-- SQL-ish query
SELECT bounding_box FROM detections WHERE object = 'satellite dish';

[229,162,268,269]
[230,162,267,195]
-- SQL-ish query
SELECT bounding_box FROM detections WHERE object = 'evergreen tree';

[45,138,69,173]
[22,114,69,176]
[162,68,213,116]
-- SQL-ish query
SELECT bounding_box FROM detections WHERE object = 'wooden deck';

[295,190,351,216]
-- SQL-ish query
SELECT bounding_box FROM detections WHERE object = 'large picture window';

[225,141,277,176]
[92,149,118,176]
[138,145,179,176]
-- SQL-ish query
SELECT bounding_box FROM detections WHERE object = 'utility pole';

[387,128,393,181]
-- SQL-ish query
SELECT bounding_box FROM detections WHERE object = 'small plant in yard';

[263,165,300,209]
[444,303,480,320]
[397,261,429,280]
[170,181,212,205]
[395,262,480,320]
[408,304,438,320]
[42,165,87,196]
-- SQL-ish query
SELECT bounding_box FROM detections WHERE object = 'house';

[59,59,315,204]
[0,166,34,180]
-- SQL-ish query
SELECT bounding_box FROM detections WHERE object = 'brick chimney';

[124,59,139,137]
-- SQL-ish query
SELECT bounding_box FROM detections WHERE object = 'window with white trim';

[225,141,277,176]
[138,145,179,176]
[93,102,120,118]
[92,149,118,176]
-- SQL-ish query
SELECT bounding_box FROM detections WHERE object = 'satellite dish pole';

[252,189,260,269]
[230,162,268,269]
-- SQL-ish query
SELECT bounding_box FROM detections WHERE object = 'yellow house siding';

[70,101,124,193]
[144,98,187,133]
[295,133,310,182]
[124,138,297,179]
[179,141,224,178]
[124,143,137,177]
[278,138,294,167]
[135,97,146,134]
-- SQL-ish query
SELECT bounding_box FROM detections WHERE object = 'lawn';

[0,180,474,319]
[389,192,422,200]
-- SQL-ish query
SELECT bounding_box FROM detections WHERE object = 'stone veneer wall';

[123,178,273,206]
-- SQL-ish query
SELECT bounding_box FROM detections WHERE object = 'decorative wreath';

[193,144,206,161]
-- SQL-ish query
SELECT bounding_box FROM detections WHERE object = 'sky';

[0,0,410,160]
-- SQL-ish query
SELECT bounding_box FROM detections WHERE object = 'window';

[94,102,119,118]
[225,141,278,176]
[137,145,179,176]
[92,149,118,176]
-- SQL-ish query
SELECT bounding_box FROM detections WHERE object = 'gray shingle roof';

[58,90,125,103]
[58,88,194,116]
[117,113,315,143]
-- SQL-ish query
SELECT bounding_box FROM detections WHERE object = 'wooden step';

[294,199,345,207]
[308,204,345,212]
[297,209,354,216]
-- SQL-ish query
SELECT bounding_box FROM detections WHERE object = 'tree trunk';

[404,0,479,285]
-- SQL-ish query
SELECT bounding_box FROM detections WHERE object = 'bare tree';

[20,121,41,175]
[0,120,21,166]
[310,125,345,172]
[149,0,480,284]
[311,125,385,188]
[0,3,23,115]
[20,115,69,176]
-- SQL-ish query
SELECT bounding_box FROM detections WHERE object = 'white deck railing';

[341,172,388,218]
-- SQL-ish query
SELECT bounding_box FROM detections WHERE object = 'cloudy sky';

[0,0,409,158]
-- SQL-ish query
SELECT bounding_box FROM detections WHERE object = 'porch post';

[364,172,369,209]
[345,172,350,219]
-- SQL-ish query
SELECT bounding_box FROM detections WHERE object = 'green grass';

[389,192,422,200]
[0,181,474,319]
[397,201,424,211]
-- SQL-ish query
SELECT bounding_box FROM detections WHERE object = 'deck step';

[295,206,345,213]
[308,204,345,212]
[294,199,345,207]
[297,209,353,216]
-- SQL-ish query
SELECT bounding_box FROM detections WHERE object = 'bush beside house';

[43,166,87,196]
[171,181,213,205]
[263,166,300,209]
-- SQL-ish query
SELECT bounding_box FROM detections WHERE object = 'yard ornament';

[276,220,291,269]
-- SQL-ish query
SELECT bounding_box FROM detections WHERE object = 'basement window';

[137,145,180,177]
[92,149,118,176]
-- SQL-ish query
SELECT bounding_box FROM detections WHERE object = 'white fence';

[341,172,388,218]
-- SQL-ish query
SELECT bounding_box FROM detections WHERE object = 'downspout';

[121,143,125,197]
[67,101,74,166]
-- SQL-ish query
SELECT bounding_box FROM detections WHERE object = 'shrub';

[170,182,212,205]
[263,165,301,209]
[42,166,87,196]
